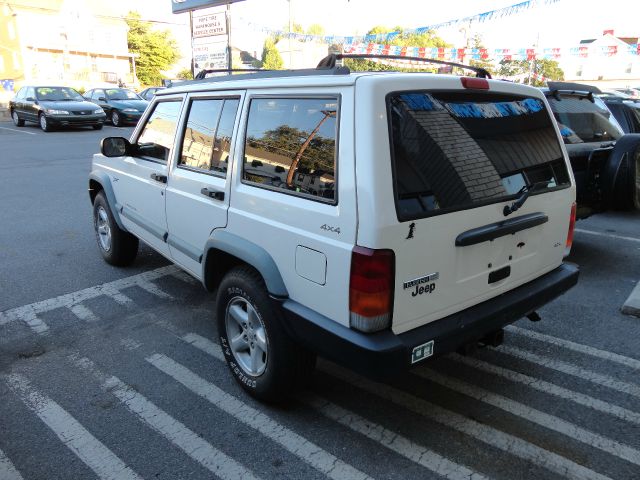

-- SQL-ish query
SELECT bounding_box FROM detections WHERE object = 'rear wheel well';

[89,179,103,204]
[203,249,249,292]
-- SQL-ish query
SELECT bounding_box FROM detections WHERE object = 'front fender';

[88,171,126,230]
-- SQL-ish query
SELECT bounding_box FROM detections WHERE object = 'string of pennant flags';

[342,42,640,61]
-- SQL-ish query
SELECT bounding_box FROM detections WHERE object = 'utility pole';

[288,0,293,67]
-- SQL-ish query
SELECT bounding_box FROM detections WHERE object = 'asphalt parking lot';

[1,120,639,480]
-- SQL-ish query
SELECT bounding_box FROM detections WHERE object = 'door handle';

[150,173,167,183]
[200,187,225,201]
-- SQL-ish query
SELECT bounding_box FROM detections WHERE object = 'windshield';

[547,94,624,143]
[105,89,142,101]
[388,91,570,220]
[35,87,84,101]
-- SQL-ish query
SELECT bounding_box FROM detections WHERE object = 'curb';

[621,280,640,317]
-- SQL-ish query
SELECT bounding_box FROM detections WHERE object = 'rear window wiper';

[503,181,549,216]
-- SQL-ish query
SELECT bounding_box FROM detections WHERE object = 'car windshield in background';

[547,94,624,144]
[35,87,84,101]
[388,91,570,220]
[106,89,141,100]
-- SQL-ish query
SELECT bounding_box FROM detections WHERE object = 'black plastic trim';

[279,263,579,379]
[455,212,548,247]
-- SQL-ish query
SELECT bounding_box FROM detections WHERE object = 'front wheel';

[39,113,51,132]
[111,111,121,127]
[93,191,138,266]
[12,110,24,127]
[216,266,315,402]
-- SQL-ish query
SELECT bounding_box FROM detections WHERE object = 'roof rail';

[317,53,492,79]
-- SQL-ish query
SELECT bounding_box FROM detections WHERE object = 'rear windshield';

[547,94,624,143]
[388,91,570,220]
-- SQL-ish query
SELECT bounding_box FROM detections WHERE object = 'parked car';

[84,87,148,126]
[138,86,165,101]
[9,86,106,132]
[89,54,579,402]
[543,81,640,218]
[600,97,640,134]
[613,88,640,99]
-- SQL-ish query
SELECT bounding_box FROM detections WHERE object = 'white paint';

[622,280,640,317]
[452,354,640,426]
[72,356,259,480]
[170,270,198,285]
[507,326,640,371]
[322,363,613,480]
[69,304,98,322]
[575,228,640,244]
[0,448,24,480]
[182,332,224,360]
[119,338,141,351]
[500,345,640,399]
[102,287,134,306]
[415,367,640,466]
[4,374,141,480]
[147,352,372,480]
[0,126,37,135]
[303,395,490,480]
[0,266,179,331]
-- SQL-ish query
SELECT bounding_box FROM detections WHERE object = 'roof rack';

[317,53,492,79]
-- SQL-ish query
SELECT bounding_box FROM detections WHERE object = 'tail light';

[349,246,394,332]
[461,77,489,90]
[565,202,577,257]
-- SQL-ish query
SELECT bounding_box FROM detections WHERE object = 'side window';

[94,90,104,101]
[136,100,182,162]
[25,87,35,100]
[15,88,25,100]
[212,99,239,172]
[243,97,338,202]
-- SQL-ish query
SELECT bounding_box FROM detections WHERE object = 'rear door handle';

[200,187,225,201]
[150,173,167,183]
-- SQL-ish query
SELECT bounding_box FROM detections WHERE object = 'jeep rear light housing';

[564,202,577,257]
[349,246,395,332]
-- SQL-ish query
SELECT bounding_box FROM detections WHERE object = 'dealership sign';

[172,0,245,14]
[193,11,226,37]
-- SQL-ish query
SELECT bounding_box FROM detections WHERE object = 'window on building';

[242,97,338,202]
[136,100,183,162]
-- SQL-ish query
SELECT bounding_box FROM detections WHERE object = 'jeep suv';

[89,54,579,401]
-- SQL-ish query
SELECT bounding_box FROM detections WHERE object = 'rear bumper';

[280,262,579,379]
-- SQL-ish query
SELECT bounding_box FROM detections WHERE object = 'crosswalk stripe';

[452,354,640,425]
[304,394,491,480]
[147,352,372,480]
[506,326,640,370]
[3,374,142,480]
[321,363,613,480]
[135,279,173,299]
[500,345,640,399]
[72,356,260,480]
[415,367,640,465]
[102,287,134,306]
[69,304,98,322]
[21,311,49,334]
[0,448,24,480]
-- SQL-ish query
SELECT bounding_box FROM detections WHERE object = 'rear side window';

[388,91,570,220]
[242,97,338,202]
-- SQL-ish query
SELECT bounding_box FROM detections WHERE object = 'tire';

[602,134,640,211]
[92,191,138,266]
[111,110,121,127]
[216,266,315,402]
[93,124,103,130]
[11,110,24,127]
[39,113,51,132]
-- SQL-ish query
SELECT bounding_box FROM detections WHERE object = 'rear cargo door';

[385,89,573,334]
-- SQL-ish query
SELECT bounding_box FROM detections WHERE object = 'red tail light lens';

[565,202,577,256]
[349,246,394,332]
[461,77,489,90]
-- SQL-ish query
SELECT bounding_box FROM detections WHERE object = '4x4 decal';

[320,224,340,234]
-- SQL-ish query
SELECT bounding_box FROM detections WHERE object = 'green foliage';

[176,68,193,80]
[261,37,284,70]
[497,58,565,86]
[468,34,495,76]
[307,24,325,36]
[126,11,179,86]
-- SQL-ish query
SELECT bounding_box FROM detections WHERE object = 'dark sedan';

[9,86,106,132]
[84,88,148,126]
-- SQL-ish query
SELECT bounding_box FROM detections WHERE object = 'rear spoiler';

[546,81,602,102]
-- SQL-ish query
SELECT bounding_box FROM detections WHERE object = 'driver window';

[136,100,183,162]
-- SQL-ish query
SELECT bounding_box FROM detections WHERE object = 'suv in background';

[89,54,579,401]
[544,82,640,218]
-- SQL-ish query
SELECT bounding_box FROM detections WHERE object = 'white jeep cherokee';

[89,54,579,401]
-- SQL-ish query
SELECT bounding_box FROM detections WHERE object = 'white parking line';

[575,228,640,244]
[500,345,640,399]
[0,448,24,480]
[4,374,142,480]
[0,126,37,135]
[452,354,640,425]
[69,304,98,322]
[148,351,372,480]
[323,363,613,480]
[135,279,173,299]
[415,367,640,466]
[73,356,260,480]
[506,326,640,370]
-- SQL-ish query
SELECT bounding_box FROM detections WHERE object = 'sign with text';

[193,11,227,37]
[193,39,228,70]
[171,0,245,14]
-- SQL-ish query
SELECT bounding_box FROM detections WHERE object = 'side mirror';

[26,97,35,102]
[101,137,131,157]
[98,97,107,102]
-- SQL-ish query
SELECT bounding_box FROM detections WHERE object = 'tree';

[261,37,284,70]
[176,68,193,80]
[307,24,325,36]
[468,34,495,76]
[126,12,179,86]
[497,58,565,86]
